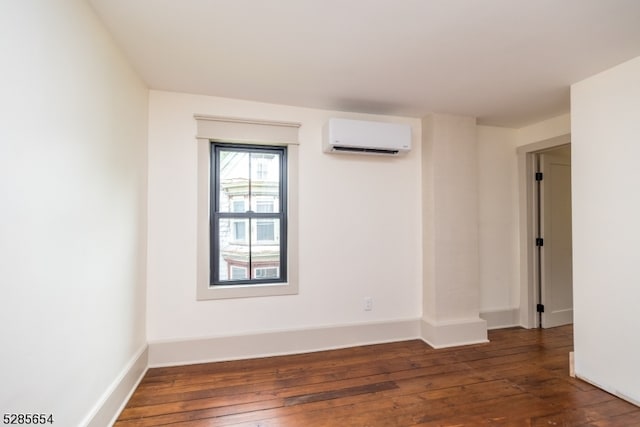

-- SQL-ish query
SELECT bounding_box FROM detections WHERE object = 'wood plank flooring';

[115,326,640,426]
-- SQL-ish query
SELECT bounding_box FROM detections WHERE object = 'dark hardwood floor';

[115,325,640,426]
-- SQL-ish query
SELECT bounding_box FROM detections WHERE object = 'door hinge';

[535,172,543,181]
[536,237,544,247]
[537,304,545,313]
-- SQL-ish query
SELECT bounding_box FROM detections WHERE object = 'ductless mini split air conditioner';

[323,118,412,156]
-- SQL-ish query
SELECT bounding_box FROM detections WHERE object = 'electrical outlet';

[363,297,373,311]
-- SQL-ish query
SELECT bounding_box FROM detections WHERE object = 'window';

[256,200,274,213]
[256,220,275,242]
[196,114,299,300]
[232,199,245,212]
[212,143,286,285]
[256,161,268,180]
[255,267,279,279]
[233,220,246,241]
[230,266,248,280]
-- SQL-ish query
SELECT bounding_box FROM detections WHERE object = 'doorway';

[517,134,573,329]
[534,146,573,328]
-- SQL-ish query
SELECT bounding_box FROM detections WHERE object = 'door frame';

[517,134,571,328]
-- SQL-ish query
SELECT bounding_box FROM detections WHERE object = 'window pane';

[250,152,280,213]
[219,219,281,282]
[211,144,286,286]
[218,218,249,282]
[218,150,249,213]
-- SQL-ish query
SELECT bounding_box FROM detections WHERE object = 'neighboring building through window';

[211,143,287,285]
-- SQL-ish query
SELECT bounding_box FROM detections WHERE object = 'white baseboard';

[480,308,521,330]
[575,371,640,408]
[420,317,488,348]
[148,318,421,367]
[83,344,148,427]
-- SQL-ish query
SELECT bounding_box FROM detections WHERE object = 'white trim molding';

[420,317,489,349]
[194,114,301,145]
[480,308,521,330]
[148,319,421,367]
[83,345,148,427]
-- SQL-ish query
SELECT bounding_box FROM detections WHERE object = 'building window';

[256,220,275,242]
[256,200,274,213]
[195,114,299,300]
[232,199,245,212]
[233,220,247,242]
[255,267,279,279]
[256,161,268,180]
[211,143,287,285]
[230,266,248,280]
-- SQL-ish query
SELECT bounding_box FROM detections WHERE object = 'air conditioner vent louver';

[331,146,400,155]
[323,118,411,156]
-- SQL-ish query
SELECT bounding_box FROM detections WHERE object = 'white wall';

[571,56,640,405]
[476,116,571,330]
[0,2,148,426]
[476,126,519,314]
[146,91,422,344]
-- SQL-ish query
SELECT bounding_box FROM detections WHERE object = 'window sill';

[197,281,298,300]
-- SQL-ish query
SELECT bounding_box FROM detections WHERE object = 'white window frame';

[195,115,300,300]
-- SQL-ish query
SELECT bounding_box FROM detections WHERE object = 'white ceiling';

[89,0,640,127]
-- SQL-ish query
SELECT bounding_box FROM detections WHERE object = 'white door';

[539,147,573,328]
